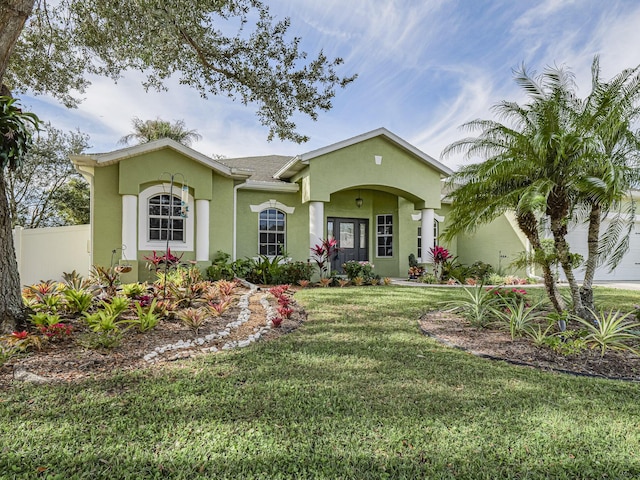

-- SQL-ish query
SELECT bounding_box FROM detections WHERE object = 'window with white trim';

[376,214,393,257]
[259,208,286,256]
[138,184,194,251]
[148,193,185,241]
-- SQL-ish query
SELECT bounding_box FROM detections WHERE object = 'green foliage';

[487,273,506,285]
[467,261,495,283]
[442,58,640,318]
[61,270,92,291]
[0,96,39,171]
[440,257,470,283]
[539,330,589,356]
[90,265,121,297]
[494,298,548,340]
[4,121,89,228]
[100,297,131,318]
[206,251,235,281]
[245,255,286,285]
[420,272,438,284]
[0,342,19,366]
[50,177,90,225]
[408,253,418,268]
[342,261,378,283]
[77,330,123,349]
[120,283,147,298]
[119,117,201,146]
[273,260,313,285]
[445,285,500,328]
[126,299,160,333]
[83,310,122,334]
[7,1,355,143]
[511,239,583,273]
[62,288,94,314]
[29,312,61,328]
[575,309,640,356]
[205,251,255,282]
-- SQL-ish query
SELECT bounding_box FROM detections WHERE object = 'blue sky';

[20,0,640,169]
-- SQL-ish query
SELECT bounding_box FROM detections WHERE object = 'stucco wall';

[456,214,527,275]
[303,137,442,209]
[235,190,307,261]
[93,164,123,268]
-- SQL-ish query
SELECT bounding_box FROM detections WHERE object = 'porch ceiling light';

[355,191,363,208]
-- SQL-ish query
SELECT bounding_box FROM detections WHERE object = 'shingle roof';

[220,155,293,183]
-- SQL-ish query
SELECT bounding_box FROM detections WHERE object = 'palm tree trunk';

[550,215,587,319]
[516,212,565,313]
[0,172,26,332]
[579,204,600,312]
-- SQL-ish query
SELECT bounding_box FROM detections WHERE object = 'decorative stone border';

[143,282,272,363]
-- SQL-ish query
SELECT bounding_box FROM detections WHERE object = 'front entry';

[327,217,369,273]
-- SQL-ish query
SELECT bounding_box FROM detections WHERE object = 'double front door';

[327,217,369,273]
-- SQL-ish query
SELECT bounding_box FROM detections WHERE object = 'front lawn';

[1,286,639,479]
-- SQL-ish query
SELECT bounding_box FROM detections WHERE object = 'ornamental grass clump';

[445,285,500,328]
[574,309,640,356]
[494,298,548,340]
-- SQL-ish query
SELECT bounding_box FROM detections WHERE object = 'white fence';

[13,225,91,286]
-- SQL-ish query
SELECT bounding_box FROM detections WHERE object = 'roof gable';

[274,127,453,179]
[71,138,252,179]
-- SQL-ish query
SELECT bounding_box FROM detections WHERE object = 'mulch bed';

[0,287,306,388]
[419,310,640,382]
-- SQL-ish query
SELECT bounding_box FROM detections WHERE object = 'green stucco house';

[71,128,529,282]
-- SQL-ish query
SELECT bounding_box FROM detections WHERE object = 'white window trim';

[376,214,394,258]
[257,208,287,256]
[250,199,295,214]
[138,183,194,252]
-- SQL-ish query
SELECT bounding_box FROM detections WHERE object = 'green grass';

[1,286,639,479]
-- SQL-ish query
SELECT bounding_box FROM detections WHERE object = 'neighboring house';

[70,128,530,282]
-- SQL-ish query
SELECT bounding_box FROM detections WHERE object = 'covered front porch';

[307,187,440,278]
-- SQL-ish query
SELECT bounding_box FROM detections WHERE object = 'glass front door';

[327,217,369,273]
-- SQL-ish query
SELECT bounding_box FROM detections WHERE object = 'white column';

[196,199,210,262]
[421,208,435,258]
[309,201,324,253]
[122,195,137,260]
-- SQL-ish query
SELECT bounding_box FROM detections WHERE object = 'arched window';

[259,208,286,256]
[138,184,194,251]
[148,193,184,242]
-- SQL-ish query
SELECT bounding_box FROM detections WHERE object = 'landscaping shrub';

[273,260,313,285]
[342,261,378,283]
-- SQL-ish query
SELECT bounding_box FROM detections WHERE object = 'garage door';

[563,220,640,281]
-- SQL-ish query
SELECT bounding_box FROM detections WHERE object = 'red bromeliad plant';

[428,245,452,282]
[311,238,339,279]
[39,323,73,339]
[277,306,293,319]
[143,248,184,272]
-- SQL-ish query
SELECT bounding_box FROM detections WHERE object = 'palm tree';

[442,64,591,317]
[444,59,640,319]
[119,117,202,147]
[574,58,640,310]
[441,108,567,313]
